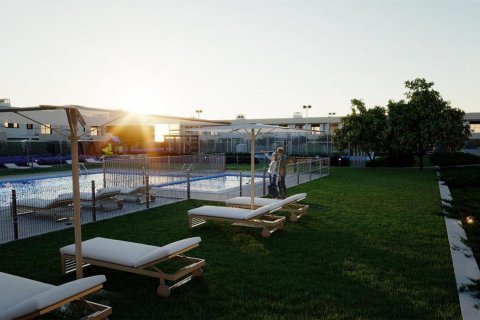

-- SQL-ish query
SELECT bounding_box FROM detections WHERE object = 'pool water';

[160,174,253,191]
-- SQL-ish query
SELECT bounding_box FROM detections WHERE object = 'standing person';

[277,147,287,199]
[264,151,279,198]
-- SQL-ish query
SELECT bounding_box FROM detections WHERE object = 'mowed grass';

[0,168,461,319]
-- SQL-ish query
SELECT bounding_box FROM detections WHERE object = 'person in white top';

[265,152,279,198]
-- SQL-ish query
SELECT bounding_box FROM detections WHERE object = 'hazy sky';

[1,0,479,120]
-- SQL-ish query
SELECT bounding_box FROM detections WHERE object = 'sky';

[1,0,479,120]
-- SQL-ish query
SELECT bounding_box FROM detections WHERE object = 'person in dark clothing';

[276,147,287,199]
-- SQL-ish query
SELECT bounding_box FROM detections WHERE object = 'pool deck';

[0,168,103,183]
[0,169,328,244]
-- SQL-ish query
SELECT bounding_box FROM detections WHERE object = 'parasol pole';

[66,108,83,279]
[250,128,255,210]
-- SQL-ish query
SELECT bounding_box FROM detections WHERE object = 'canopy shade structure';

[193,123,310,210]
[0,104,228,280]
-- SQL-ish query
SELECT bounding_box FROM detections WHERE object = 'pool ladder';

[79,163,88,176]
[181,163,193,173]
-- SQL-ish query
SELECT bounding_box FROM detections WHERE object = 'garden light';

[466,216,475,224]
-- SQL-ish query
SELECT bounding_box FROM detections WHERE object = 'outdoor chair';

[4,163,30,170]
[225,193,309,222]
[0,272,111,320]
[16,195,73,220]
[118,185,156,204]
[60,237,205,297]
[188,204,285,237]
[59,188,123,211]
[27,162,53,168]
[85,158,103,164]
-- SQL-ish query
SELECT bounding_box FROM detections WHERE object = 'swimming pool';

[0,173,254,207]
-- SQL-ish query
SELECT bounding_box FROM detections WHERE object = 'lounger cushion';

[119,186,146,194]
[135,237,201,267]
[225,193,307,208]
[60,237,201,268]
[58,188,120,201]
[278,193,307,206]
[16,198,69,209]
[188,205,273,220]
[225,197,276,207]
[0,273,105,320]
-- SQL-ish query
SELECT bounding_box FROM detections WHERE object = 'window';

[3,122,19,128]
[471,123,480,133]
[90,126,98,136]
[295,124,304,129]
[26,124,33,130]
[41,124,52,135]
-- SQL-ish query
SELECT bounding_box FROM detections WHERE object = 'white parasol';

[194,123,308,209]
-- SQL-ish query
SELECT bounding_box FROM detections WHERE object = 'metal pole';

[11,189,18,240]
[263,167,266,196]
[91,180,96,222]
[239,171,243,196]
[250,129,255,209]
[186,171,191,200]
[103,159,106,188]
[146,175,150,208]
[297,163,300,185]
[309,160,312,181]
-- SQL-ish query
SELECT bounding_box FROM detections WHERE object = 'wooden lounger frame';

[228,201,309,223]
[16,199,74,221]
[61,243,205,298]
[119,187,156,204]
[188,211,286,238]
[16,285,112,320]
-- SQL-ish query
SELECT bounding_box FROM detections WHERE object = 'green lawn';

[0,168,461,319]
[439,166,480,268]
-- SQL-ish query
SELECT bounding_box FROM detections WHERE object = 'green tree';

[439,107,471,152]
[334,99,387,166]
[387,78,470,170]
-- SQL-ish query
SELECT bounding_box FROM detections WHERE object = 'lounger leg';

[192,267,203,277]
[157,279,171,297]
[261,228,271,238]
[289,213,298,223]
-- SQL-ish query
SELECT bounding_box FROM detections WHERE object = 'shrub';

[431,152,480,167]
[366,153,415,167]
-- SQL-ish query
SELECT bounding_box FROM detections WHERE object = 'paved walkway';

[437,173,480,320]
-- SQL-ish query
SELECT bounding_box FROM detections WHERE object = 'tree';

[387,78,470,170]
[334,99,387,166]
[439,107,471,152]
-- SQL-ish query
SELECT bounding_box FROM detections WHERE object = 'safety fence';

[0,155,328,244]
[102,154,226,189]
[155,157,330,201]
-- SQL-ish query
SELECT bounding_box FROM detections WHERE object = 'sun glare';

[155,124,176,142]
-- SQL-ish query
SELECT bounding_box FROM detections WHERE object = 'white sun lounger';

[60,237,205,297]
[4,163,31,170]
[188,204,286,238]
[59,188,123,211]
[225,193,309,222]
[85,158,103,164]
[16,195,73,220]
[0,272,111,320]
[28,162,53,168]
[119,185,156,204]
